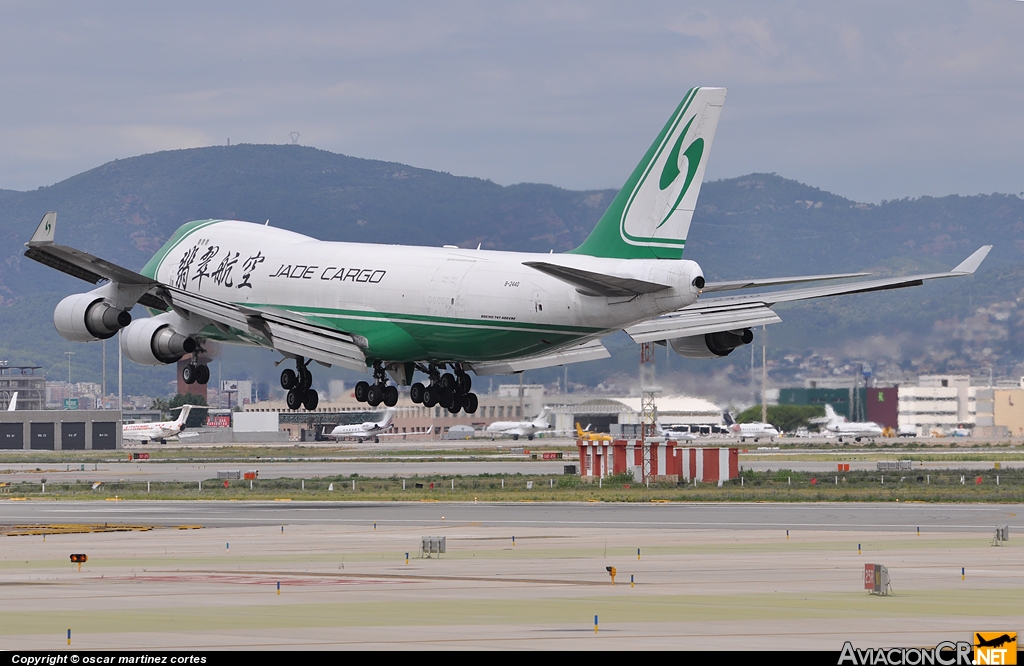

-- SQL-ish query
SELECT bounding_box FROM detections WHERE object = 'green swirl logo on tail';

[656,115,704,229]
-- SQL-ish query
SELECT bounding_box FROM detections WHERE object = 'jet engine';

[53,293,133,342]
[120,314,197,366]
[670,328,754,359]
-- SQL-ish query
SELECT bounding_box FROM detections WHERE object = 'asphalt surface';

[2,500,1020,532]
[0,460,571,482]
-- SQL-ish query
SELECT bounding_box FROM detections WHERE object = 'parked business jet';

[325,408,397,443]
[487,407,552,441]
[818,404,884,442]
[122,404,194,443]
[723,411,779,442]
[26,87,991,414]
[657,421,698,440]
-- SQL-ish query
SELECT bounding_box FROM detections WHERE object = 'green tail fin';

[571,87,726,259]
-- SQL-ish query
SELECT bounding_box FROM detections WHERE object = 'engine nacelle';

[54,293,132,342]
[120,314,197,366]
[670,328,754,359]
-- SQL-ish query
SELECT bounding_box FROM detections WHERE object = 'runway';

[0,460,570,482]
[1,499,1021,650]
[3,500,1021,532]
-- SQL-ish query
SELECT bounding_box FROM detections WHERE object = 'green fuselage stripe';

[222,304,605,363]
[256,304,600,335]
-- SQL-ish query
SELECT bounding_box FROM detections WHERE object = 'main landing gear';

[280,356,319,411]
[408,363,478,415]
[354,362,399,408]
[181,348,210,385]
[350,361,478,415]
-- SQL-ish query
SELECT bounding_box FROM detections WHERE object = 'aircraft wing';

[469,339,609,375]
[161,289,368,373]
[626,246,992,343]
[24,212,368,373]
[701,271,870,293]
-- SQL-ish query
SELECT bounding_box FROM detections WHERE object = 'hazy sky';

[2,1,1022,202]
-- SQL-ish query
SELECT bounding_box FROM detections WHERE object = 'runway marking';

[228,569,609,586]
[1,523,164,536]
[106,574,390,586]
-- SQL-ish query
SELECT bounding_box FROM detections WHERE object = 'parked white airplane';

[25,87,991,414]
[486,407,552,441]
[6,392,17,411]
[657,421,697,440]
[122,404,194,443]
[326,408,398,443]
[722,411,779,442]
[819,404,884,442]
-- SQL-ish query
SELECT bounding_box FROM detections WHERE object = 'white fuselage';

[147,221,704,363]
[486,420,550,438]
[328,421,392,438]
[828,422,884,438]
[122,421,184,442]
[661,428,697,440]
[731,423,779,438]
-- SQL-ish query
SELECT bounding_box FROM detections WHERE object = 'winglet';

[28,212,57,245]
[951,245,992,274]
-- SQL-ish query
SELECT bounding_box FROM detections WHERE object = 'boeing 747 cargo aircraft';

[25,87,991,412]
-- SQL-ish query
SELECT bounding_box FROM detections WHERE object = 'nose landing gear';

[280,356,318,410]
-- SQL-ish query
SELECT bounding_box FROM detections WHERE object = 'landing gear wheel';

[463,392,478,414]
[422,386,438,408]
[354,381,370,403]
[527,434,534,441]
[182,364,197,385]
[410,382,425,404]
[196,364,210,385]
[281,369,297,390]
[447,392,463,414]
[383,385,399,407]
[440,373,457,391]
[367,384,383,407]
[373,436,379,443]
[440,388,456,410]
[457,373,472,394]
[286,389,303,410]
[303,389,319,410]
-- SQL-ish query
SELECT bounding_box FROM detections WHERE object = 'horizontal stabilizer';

[523,261,670,297]
[470,339,609,375]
